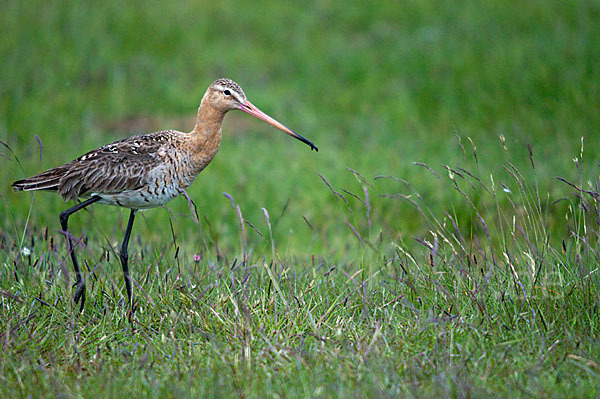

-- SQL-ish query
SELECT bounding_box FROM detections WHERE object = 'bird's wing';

[12,130,183,201]
[57,152,158,200]
[74,130,178,161]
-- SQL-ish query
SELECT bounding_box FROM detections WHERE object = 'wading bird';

[12,78,317,312]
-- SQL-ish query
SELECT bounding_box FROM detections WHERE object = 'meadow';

[1,0,599,397]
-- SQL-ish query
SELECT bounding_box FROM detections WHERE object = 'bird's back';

[12,130,201,209]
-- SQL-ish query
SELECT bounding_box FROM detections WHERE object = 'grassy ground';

[1,0,599,397]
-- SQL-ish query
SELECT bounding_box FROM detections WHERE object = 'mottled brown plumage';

[12,78,318,313]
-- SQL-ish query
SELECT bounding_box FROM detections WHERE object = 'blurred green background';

[2,0,599,256]
[2,1,600,397]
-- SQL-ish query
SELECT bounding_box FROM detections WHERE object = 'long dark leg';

[59,196,101,312]
[120,209,136,310]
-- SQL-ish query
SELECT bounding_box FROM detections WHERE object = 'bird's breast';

[93,153,200,209]
[186,126,223,174]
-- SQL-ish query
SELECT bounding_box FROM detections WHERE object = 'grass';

[1,0,599,397]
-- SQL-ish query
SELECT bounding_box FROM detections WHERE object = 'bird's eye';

[224,89,231,96]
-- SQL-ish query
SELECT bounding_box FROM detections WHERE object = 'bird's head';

[205,78,318,151]
[206,78,248,111]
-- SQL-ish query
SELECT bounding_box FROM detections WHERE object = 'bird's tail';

[11,166,68,193]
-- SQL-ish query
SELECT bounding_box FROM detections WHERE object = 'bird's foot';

[73,281,86,312]
[127,301,137,325]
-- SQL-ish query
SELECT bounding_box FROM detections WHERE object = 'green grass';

[1,0,599,397]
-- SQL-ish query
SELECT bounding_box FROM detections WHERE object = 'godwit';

[12,78,317,312]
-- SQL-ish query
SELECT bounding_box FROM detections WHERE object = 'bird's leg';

[59,196,101,312]
[120,209,136,313]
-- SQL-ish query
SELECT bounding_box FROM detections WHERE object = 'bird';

[11,78,318,313]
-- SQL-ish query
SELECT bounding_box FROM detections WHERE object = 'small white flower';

[21,247,31,256]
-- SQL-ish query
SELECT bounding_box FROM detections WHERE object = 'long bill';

[238,101,318,151]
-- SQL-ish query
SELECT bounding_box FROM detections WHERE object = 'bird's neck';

[192,95,226,136]
[189,98,226,171]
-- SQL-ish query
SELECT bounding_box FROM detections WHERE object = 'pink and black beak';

[238,101,318,151]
